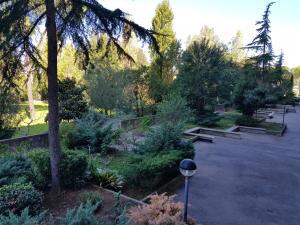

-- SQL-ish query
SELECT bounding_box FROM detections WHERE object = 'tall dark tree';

[0,0,157,193]
[246,2,275,83]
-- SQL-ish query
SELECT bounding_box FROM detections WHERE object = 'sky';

[100,0,300,68]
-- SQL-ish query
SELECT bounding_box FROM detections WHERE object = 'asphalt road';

[173,107,300,225]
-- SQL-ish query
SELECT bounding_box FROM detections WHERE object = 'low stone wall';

[231,124,287,136]
[184,127,241,139]
[0,133,49,151]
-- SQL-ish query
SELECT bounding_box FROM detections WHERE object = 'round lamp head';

[179,159,197,177]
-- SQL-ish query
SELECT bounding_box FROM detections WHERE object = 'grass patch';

[259,122,283,132]
[13,123,48,137]
[212,111,242,130]
[13,101,49,138]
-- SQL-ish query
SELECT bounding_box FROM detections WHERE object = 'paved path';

[173,107,300,225]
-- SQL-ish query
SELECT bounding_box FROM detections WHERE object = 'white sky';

[100,0,300,68]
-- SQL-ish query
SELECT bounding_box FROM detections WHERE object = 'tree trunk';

[27,70,36,121]
[45,0,61,194]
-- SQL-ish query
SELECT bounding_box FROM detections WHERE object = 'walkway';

[173,107,300,225]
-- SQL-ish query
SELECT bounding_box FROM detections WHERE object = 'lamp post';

[282,105,286,126]
[179,159,197,223]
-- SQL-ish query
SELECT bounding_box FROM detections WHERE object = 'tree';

[0,0,157,193]
[149,0,180,102]
[229,30,246,64]
[58,78,88,122]
[176,39,227,117]
[186,25,220,48]
[246,2,275,83]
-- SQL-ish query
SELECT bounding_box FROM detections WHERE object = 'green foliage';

[0,86,21,140]
[0,154,34,186]
[149,1,180,102]
[55,201,102,225]
[246,2,275,81]
[0,208,45,225]
[27,149,87,188]
[235,116,260,127]
[92,125,121,154]
[151,0,176,57]
[0,183,43,216]
[61,150,88,188]
[123,150,192,189]
[234,82,267,116]
[79,191,103,208]
[58,78,88,122]
[65,112,119,154]
[177,39,234,118]
[90,167,124,191]
[199,113,221,127]
[135,124,184,154]
[157,93,193,126]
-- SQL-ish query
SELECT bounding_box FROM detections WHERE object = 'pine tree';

[0,0,157,193]
[246,2,275,83]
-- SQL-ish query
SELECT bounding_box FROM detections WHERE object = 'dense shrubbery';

[136,123,193,155]
[27,149,88,188]
[157,93,194,126]
[198,112,221,127]
[0,183,43,216]
[55,201,102,225]
[235,115,260,127]
[0,208,45,225]
[123,150,190,189]
[65,111,120,154]
[0,154,34,186]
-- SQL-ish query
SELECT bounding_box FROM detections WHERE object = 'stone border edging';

[230,124,287,136]
[184,127,241,139]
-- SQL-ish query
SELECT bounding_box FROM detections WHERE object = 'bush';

[55,201,102,225]
[0,208,45,225]
[0,154,34,186]
[198,112,221,127]
[92,125,120,154]
[129,193,197,225]
[65,111,119,154]
[136,124,184,154]
[27,149,88,188]
[79,191,102,208]
[235,116,260,127]
[58,78,88,122]
[0,183,43,216]
[90,167,124,191]
[123,150,193,190]
[157,93,194,126]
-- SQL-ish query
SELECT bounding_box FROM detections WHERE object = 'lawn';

[259,122,284,132]
[13,101,49,137]
[212,111,242,130]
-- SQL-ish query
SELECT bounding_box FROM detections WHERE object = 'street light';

[179,159,197,223]
[282,105,286,126]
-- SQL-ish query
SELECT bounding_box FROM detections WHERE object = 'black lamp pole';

[179,159,197,223]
